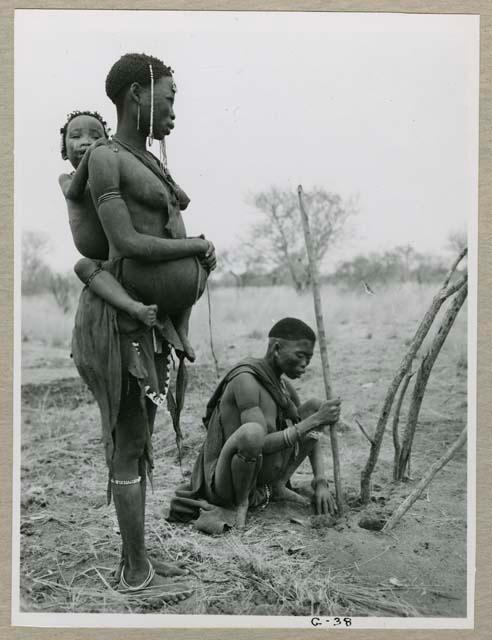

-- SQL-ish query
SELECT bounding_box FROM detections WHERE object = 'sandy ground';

[18,290,468,617]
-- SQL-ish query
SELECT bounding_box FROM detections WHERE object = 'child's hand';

[78,138,108,166]
[90,138,108,152]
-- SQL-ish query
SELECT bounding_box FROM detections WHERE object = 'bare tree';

[22,230,53,294]
[249,187,355,291]
[215,246,263,287]
[49,272,80,314]
[447,228,467,254]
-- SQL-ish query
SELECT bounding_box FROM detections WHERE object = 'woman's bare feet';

[119,563,192,604]
[150,558,189,577]
[271,484,310,506]
[235,502,249,529]
[115,556,190,583]
[129,302,158,327]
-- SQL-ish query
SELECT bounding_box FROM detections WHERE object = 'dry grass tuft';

[20,383,420,617]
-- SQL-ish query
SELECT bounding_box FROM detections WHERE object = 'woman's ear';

[129,81,141,104]
[273,339,281,357]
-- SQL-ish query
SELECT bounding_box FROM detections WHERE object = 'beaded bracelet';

[311,476,329,490]
[283,424,302,448]
[84,264,103,288]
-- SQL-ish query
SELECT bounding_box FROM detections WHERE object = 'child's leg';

[74,258,158,327]
[170,307,195,362]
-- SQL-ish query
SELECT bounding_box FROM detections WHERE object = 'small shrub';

[51,337,67,349]
[49,274,74,314]
[456,350,467,372]
[248,329,263,340]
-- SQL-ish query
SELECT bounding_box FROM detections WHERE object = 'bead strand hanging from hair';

[159,138,168,174]
[148,64,154,147]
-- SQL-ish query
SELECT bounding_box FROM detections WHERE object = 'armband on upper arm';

[97,189,123,209]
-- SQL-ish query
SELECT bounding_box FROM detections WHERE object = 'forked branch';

[360,248,467,503]
[392,372,415,480]
[396,279,468,479]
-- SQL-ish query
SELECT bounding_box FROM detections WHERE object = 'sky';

[14,10,479,273]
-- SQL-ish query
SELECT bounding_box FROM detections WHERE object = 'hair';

[268,317,316,343]
[105,53,173,106]
[59,110,109,160]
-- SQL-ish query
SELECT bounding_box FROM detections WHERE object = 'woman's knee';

[113,432,146,471]
[266,453,284,478]
[299,397,323,420]
[237,422,265,458]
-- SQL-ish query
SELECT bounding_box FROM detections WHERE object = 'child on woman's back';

[58,110,158,328]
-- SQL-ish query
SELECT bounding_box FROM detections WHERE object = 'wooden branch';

[441,271,467,300]
[355,418,374,444]
[270,203,303,291]
[396,280,468,479]
[359,248,468,504]
[383,428,467,531]
[442,247,467,288]
[206,283,220,379]
[298,185,344,515]
[392,372,414,481]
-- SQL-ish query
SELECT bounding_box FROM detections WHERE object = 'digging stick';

[383,428,467,531]
[298,185,344,515]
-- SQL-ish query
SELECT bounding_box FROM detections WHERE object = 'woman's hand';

[315,397,341,426]
[198,238,217,272]
[314,483,337,516]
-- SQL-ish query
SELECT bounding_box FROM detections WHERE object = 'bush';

[49,272,81,314]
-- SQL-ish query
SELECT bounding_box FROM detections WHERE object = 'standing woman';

[72,52,215,599]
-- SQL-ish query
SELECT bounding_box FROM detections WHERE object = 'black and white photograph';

[13,9,478,629]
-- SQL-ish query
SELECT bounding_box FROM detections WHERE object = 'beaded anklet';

[111,475,142,486]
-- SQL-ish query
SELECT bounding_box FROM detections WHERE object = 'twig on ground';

[383,428,467,531]
[94,567,116,592]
